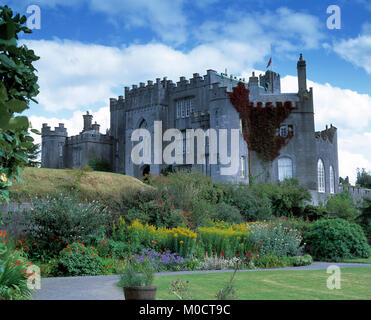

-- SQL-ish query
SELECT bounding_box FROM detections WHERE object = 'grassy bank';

[9,167,149,203]
[154,268,371,300]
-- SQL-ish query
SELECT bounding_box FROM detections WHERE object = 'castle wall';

[41,124,67,169]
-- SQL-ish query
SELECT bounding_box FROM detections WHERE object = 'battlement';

[66,133,113,145]
[41,123,67,136]
[315,124,337,143]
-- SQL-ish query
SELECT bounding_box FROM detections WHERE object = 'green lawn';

[154,268,371,300]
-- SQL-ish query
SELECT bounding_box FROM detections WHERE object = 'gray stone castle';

[41,54,339,196]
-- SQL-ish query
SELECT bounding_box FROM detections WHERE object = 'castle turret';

[259,70,281,93]
[83,111,93,132]
[41,123,67,169]
[297,53,307,93]
[92,121,100,134]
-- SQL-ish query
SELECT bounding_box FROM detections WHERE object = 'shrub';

[23,194,109,259]
[56,242,105,276]
[221,183,272,221]
[357,197,371,242]
[325,191,359,221]
[210,202,244,224]
[285,254,313,267]
[249,223,303,257]
[250,179,311,217]
[87,158,111,172]
[304,218,370,261]
[253,254,286,269]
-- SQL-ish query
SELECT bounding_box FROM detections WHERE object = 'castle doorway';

[141,164,150,177]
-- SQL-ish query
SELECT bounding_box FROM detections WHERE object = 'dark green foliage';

[0,5,40,204]
[87,157,111,172]
[26,142,41,167]
[339,176,350,186]
[357,197,371,242]
[325,191,359,221]
[249,178,311,217]
[253,254,286,268]
[23,194,110,259]
[210,202,244,223]
[221,183,272,221]
[56,242,105,276]
[304,218,370,261]
[356,168,371,189]
[302,205,327,221]
[285,254,313,267]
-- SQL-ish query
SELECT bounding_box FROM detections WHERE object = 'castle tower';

[83,111,93,132]
[259,70,281,93]
[41,123,68,169]
[297,53,307,93]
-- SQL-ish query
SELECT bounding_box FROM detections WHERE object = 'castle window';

[288,125,294,137]
[330,165,335,194]
[317,159,325,193]
[185,99,190,117]
[190,98,195,113]
[58,143,63,157]
[176,97,195,119]
[181,100,185,118]
[240,156,246,178]
[176,101,181,119]
[278,157,293,181]
[280,125,287,137]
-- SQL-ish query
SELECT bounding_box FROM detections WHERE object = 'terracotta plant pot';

[124,286,157,300]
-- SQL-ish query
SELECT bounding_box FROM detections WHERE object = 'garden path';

[33,262,371,300]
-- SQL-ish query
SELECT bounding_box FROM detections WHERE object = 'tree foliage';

[356,168,371,189]
[0,5,39,204]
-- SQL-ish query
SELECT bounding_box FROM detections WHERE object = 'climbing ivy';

[227,82,296,162]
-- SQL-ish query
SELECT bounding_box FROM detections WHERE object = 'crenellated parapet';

[66,133,113,145]
[315,124,337,144]
[41,123,67,137]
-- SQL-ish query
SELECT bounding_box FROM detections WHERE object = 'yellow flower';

[179,240,184,244]
[0,173,7,182]
[174,233,178,237]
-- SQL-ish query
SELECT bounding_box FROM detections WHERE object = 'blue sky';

[3,0,371,183]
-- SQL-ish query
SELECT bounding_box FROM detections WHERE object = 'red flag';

[266,57,272,69]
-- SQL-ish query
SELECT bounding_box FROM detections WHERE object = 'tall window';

[176,97,195,119]
[240,156,246,178]
[278,157,293,181]
[330,165,335,194]
[317,159,325,193]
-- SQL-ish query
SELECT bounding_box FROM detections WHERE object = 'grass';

[9,167,150,203]
[154,268,371,300]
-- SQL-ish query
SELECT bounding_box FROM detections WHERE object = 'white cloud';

[333,22,371,75]
[24,38,274,113]
[281,76,371,132]
[338,150,371,185]
[29,106,110,146]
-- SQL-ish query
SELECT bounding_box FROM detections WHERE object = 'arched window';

[278,157,293,181]
[317,159,325,193]
[330,165,335,194]
[138,119,147,129]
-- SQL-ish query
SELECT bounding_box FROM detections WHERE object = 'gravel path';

[33,262,371,300]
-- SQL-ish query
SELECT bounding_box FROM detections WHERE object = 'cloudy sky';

[5,0,371,183]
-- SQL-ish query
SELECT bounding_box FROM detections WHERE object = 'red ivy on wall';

[227,82,296,162]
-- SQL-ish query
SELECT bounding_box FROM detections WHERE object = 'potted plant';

[118,259,157,300]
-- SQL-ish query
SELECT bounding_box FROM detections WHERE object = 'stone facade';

[41,54,339,195]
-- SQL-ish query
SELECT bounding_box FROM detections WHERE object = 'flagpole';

[270,44,273,72]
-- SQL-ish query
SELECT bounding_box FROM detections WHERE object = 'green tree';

[356,168,371,189]
[27,142,41,167]
[0,5,39,205]
[325,190,359,222]
[339,176,350,186]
